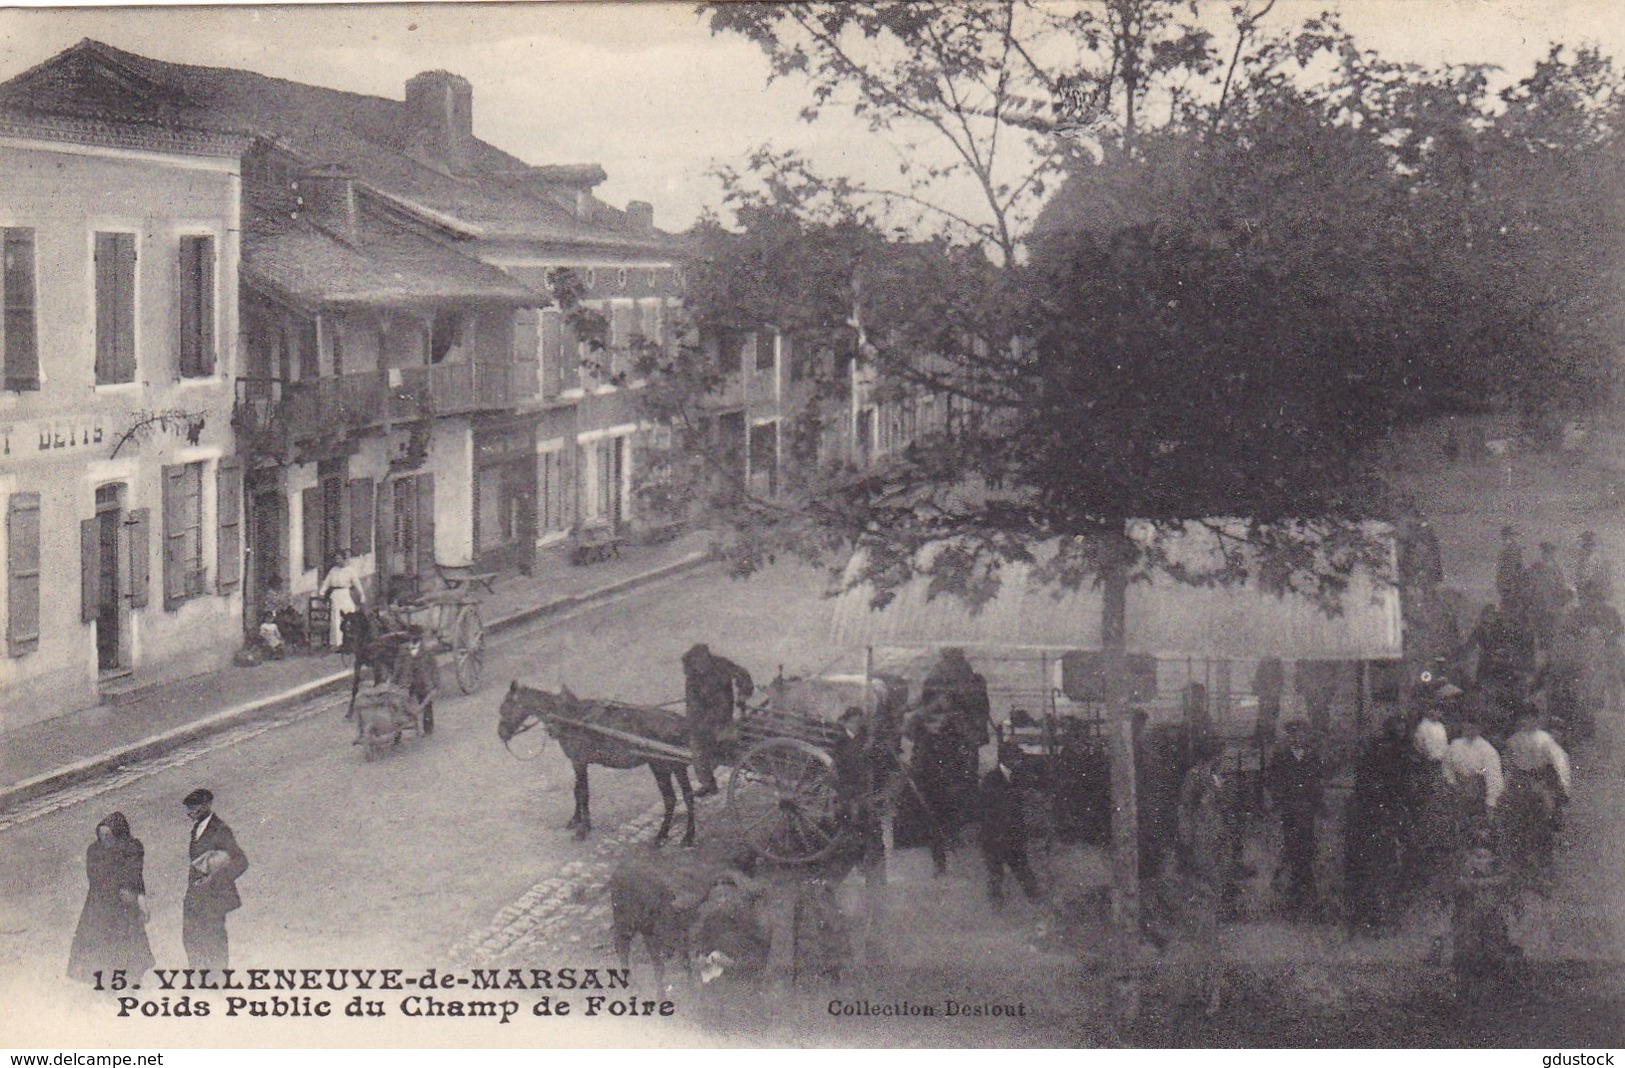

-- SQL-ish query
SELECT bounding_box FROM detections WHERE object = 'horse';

[498,681,697,847]
[343,607,410,721]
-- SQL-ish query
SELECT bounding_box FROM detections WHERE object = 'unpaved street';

[0,561,847,1044]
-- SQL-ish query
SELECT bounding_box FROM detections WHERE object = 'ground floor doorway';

[383,472,435,603]
[93,483,127,675]
[243,469,288,635]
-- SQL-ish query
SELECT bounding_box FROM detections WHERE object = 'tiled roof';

[243,209,540,310]
[1,39,676,252]
[0,103,248,159]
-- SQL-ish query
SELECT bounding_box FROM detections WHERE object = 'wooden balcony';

[234,361,541,459]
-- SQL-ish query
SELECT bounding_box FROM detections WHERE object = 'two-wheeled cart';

[394,589,486,693]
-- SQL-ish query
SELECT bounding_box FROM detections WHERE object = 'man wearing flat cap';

[395,624,440,735]
[181,788,248,971]
[1266,720,1326,921]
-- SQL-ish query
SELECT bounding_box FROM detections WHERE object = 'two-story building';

[0,105,247,730]
[4,40,686,634]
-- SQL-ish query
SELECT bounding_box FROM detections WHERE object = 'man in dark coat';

[1266,721,1325,921]
[1343,715,1413,937]
[977,743,1041,907]
[181,788,248,971]
[1465,602,1535,734]
[396,625,440,734]
[903,703,962,875]
[920,648,992,800]
[1522,541,1572,653]
[833,707,887,878]
[682,643,754,797]
[1496,525,1525,615]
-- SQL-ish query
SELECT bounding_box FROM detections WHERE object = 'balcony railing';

[234,361,541,455]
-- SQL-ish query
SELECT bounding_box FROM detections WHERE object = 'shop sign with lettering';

[0,418,108,457]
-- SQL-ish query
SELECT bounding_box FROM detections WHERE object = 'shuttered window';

[322,476,345,568]
[161,463,205,608]
[177,235,216,378]
[301,485,323,573]
[3,229,38,391]
[639,300,663,354]
[610,302,636,378]
[95,232,137,385]
[414,474,435,578]
[539,449,566,533]
[329,319,345,376]
[7,492,41,655]
[349,478,374,558]
[539,309,564,396]
[514,307,539,363]
[216,460,242,593]
[127,508,150,609]
[298,318,320,382]
[81,517,100,624]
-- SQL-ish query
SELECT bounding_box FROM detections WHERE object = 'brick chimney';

[405,70,474,174]
[296,164,361,246]
[625,200,654,237]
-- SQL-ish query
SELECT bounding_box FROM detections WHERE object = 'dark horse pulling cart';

[497,675,892,863]
[498,684,698,847]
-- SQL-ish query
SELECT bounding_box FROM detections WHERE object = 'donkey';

[498,681,697,847]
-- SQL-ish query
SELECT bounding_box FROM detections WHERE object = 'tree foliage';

[673,2,1624,606]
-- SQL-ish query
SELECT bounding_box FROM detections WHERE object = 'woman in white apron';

[318,555,365,651]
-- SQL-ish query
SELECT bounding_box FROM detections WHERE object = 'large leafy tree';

[667,1,1624,937]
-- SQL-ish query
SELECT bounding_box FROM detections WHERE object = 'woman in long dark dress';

[66,812,154,984]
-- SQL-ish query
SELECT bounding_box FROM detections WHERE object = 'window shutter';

[178,239,198,377]
[349,478,374,558]
[177,236,216,378]
[3,228,39,391]
[161,465,186,610]
[415,473,435,577]
[216,458,242,594]
[7,492,41,655]
[540,309,563,396]
[640,300,662,354]
[127,508,150,609]
[301,485,323,573]
[114,235,137,383]
[299,318,319,381]
[611,303,635,377]
[322,477,347,568]
[81,517,101,624]
[561,318,581,392]
[514,307,539,364]
[95,233,118,384]
[375,478,393,599]
[196,236,215,376]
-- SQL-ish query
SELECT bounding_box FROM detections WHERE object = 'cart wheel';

[453,605,485,693]
[727,738,841,865]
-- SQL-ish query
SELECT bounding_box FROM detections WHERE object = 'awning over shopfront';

[829,526,1403,662]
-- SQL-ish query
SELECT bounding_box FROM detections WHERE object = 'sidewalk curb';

[0,550,713,813]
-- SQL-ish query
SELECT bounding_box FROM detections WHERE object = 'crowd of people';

[690,534,1614,954]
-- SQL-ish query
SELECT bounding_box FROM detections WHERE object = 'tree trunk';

[1103,525,1138,935]
[1101,521,1143,1033]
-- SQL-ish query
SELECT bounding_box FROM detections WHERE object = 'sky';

[0,0,1622,233]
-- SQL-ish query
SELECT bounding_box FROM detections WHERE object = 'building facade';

[0,107,246,730]
[3,41,687,650]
